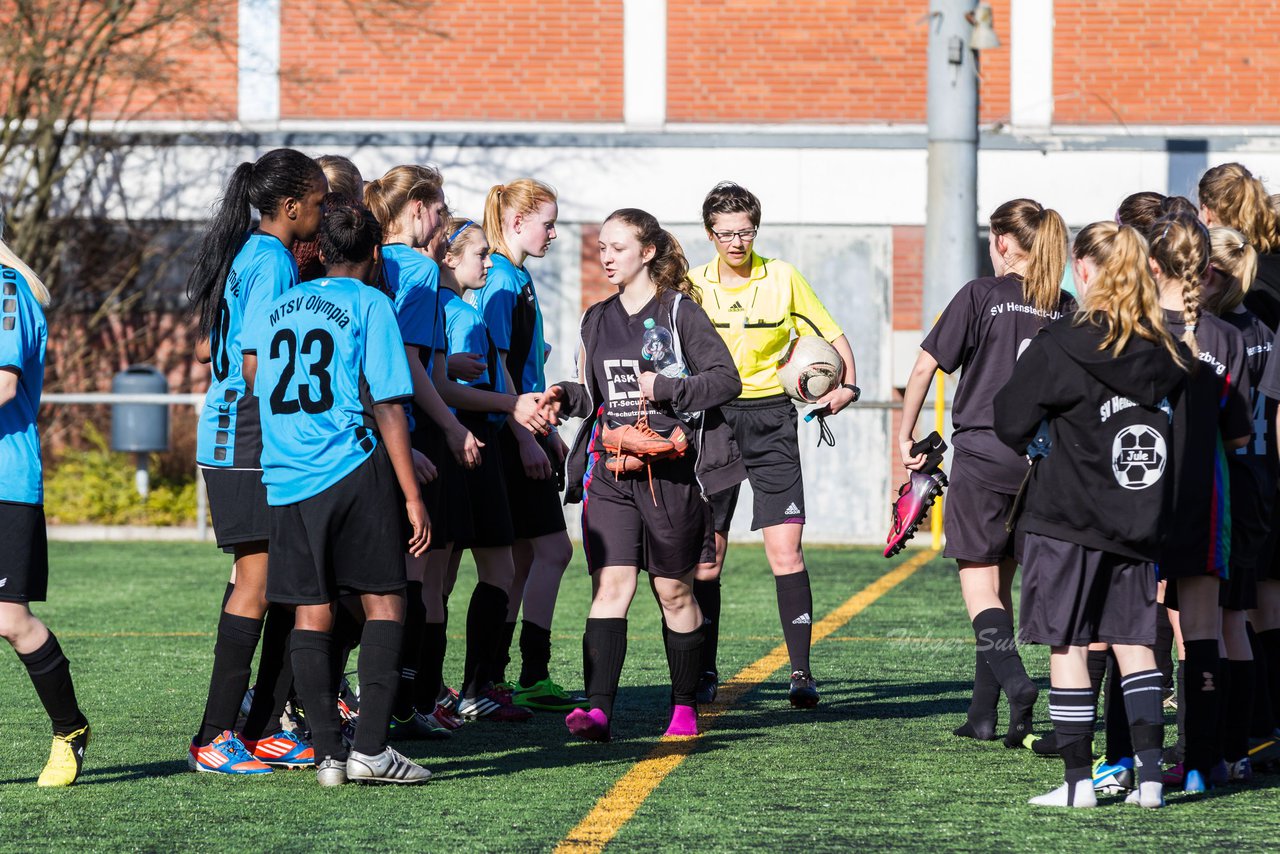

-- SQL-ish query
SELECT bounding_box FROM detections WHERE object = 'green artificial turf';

[0,543,1276,851]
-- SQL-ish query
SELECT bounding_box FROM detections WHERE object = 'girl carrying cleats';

[884,433,948,558]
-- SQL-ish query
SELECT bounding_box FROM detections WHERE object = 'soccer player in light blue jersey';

[185,149,327,774]
[244,197,431,786]
[0,239,90,787]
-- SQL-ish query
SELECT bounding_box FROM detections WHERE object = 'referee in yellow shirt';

[688,182,859,708]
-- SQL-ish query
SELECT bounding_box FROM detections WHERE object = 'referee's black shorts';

[708,395,805,531]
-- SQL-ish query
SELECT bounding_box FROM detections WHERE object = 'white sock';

[1028,780,1097,808]
[1124,781,1164,809]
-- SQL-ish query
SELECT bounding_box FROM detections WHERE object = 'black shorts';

[942,460,1021,565]
[454,416,515,550]
[583,456,712,579]
[202,466,270,552]
[499,428,568,540]
[0,501,49,603]
[1019,532,1157,647]
[708,395,804,531]
[412,419,475,550]
[1221,470,1269,611]
[1256,487,1280,583]
[267,446,409,606]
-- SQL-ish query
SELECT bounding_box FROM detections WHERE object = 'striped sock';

[1049,687,1096,788]
[1120,669,1164,785]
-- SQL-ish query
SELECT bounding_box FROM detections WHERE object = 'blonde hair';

[1147,213,1211,357]
[364,165,444,235]
[0,238,50,307]
[482,179,557,263]
[989,198,1069,315]
[1198,163,1280,253]
[443,216,486,262]
[316,155,363,203]
[1073,221,1183,367]
[1206,226,1258,315]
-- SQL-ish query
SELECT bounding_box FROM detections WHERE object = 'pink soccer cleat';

[566,707,611,742]
[885,432,948,558]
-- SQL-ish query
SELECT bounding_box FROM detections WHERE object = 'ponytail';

[1206,226,1258,315]
[602,208,698,302]
[1074,221,1184,367]
[482,178,557,265]
[363,165,443,239]
[989,198,1067,315]
[186,148,325,334]
[1199,162,1280,253]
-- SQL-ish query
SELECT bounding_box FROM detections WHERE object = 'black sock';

[331,597,365,690]
[583,618,627,719]
[393,581,426,720]
[1120,669,1164,785]
[1183,639,1221,775]
[1155,604,1175,696]
[518,620,552,688]
[665,625,704,707]
[775,571,812,674]
[196,612,263,744]
[973,608,1039,748]
[1225,659,1254,763]
[464,583,510,696]
[290,629,344,761]
[353,620,403,756]
[416,622,448,711]
[1049,687,1095,793]
[1260,629,1280,731]
[495,620,518,685]
[18,633,87,736]
[1214,658,1231,766]
[242,603,294,741]
[694,578,721,675]
[954,646,999,741]
[1249,624,1273,737]
[1104,652,1133,764]
[1031,649,1108,755]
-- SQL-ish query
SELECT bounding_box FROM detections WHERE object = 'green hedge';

[44,424,200,526]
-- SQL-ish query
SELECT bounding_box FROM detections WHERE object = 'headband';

[447,221,476,244]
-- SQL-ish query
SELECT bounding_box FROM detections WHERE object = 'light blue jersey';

[197,233,299,467]
[470,253,546,394]
[246,278,412,506]
[382,243,447,431]
[441,287,508,424]
[0,266,47,505]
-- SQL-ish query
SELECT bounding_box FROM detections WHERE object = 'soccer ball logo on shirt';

[1111,425,1167,490]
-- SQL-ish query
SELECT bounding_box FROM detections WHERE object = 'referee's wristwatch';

[841,383,861,402]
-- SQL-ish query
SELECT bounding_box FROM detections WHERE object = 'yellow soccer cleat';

[37,724,90,787]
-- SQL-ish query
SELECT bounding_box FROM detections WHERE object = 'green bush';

[44,424,201,526]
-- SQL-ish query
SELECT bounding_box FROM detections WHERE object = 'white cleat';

[1029,780,1097,808]
[346,746,431,785]
[1124,781,1165,808]
[316,756,348,787]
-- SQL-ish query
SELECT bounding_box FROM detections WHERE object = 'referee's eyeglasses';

[711,228,758,244]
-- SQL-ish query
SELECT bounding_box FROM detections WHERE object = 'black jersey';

[1244,252,1280,332]
[1161,310,1252,575]
[1222,309,1278,497]
[921,274,1076,493]
[589,295,684,453]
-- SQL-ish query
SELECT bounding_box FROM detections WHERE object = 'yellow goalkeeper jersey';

[688,252,843,399]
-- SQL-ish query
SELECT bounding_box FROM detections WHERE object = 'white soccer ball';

[1111,424,1167,490]
[777,336,841,403]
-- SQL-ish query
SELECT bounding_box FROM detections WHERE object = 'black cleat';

[789,670,820,709]
[696,671,719,704]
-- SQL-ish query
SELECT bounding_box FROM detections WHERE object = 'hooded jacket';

[555,289,747,504]
[993,316,1188,561]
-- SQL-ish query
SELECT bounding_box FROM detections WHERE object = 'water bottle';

[641,318,686,379]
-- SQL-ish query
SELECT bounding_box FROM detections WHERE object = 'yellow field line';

[553,549,939,854]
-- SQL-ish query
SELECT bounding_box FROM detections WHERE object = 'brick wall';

[277,0,623,121]
[665,0,1010,124]
[1053,0,1280,124]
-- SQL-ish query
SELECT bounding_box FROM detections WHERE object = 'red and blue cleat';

[885,432,948,558]
[188,730,273,775]
[243,730,314,768]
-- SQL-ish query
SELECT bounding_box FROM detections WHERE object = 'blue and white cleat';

[1092,756,1135,793]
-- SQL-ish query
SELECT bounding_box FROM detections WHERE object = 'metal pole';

[924,0,981,325]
